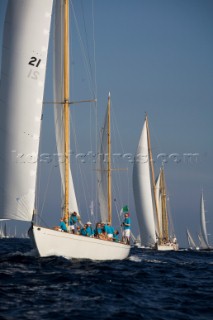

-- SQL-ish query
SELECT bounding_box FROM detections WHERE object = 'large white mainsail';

[133,118,157,247]
[0,0,53,221]
[53,0,78,214]
[200,193,209,249]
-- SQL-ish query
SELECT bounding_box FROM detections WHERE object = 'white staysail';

[97,107,109,223]
[0,0,53,221]
[133,120,157,247]
[186,229,197,250]
[155,170,163,236]
[200,193,209,249]
[53,0,79,214]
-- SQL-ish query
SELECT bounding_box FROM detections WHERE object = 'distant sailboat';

[186,229,199,251]
[198,193,212,251]
[133,115,178,251]
[0,0,130,260]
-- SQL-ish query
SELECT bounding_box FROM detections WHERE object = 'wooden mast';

[63,0,70,222]
[161,167,169,241]
[145,115,161,242]
[107,93,112,224]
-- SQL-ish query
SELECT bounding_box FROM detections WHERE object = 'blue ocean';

[0,238,212,320]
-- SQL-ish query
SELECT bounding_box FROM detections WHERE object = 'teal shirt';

[86,226,94,237]
[60,221,67,232]
[123,217,131,230]
[113,233,119,242]
[69,214,78,226]
[80,228,87,236]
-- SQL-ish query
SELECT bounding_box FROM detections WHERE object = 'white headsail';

[0,0,53,221]
[200,193,209,249]
[186,229,197,250]
[155,170,163,236]
[97,107,109,223]
[133,119,157,247]
[53,0,79,214]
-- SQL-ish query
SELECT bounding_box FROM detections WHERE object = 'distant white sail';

[200,193,209,249]
[97,108,108,223]
[186,229,197,250]
[53,0,78,214]
[155,170,163,236]
[133,120,157,247]
[0,0,53,221]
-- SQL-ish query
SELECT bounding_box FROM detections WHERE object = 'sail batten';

[0,0,53,222]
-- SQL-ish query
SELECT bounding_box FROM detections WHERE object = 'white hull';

[29,225,130,260]
[156,243,179,251]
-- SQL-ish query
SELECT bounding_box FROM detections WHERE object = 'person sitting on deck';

[76,226,81,235]
[104,222,114,240]
[59,218,68,232]
[113,230,120,242]
[94,222,103,238]
[68,211,79,234]
[85,222,94,237]
[80,224,87,236]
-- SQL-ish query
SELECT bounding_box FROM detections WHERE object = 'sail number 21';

[28,57,41,68]
[28,57,41,80]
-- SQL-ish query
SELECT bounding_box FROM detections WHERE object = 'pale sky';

[0,0,213,247]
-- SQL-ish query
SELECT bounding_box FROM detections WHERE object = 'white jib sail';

[186,229,197,250]
[0,0,53,221]
[97,108,108,223]
[200,193,209,248]
[133,120,157,247]
[53,0,79,214]
[155,170,163,236]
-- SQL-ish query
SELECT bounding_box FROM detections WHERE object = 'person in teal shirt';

[86,222,94,237]
[104,222,114,239]
[94,223,103,238]
[113,230,120,242]
[59,219,67,232]
[68,211,79,234]
[80,224,87,236]
[121,213,131,244]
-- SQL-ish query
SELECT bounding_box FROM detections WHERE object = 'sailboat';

[198,193,212,251]
[0,0,130,260]
[186,229,199,251]
[133,115,178,251]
